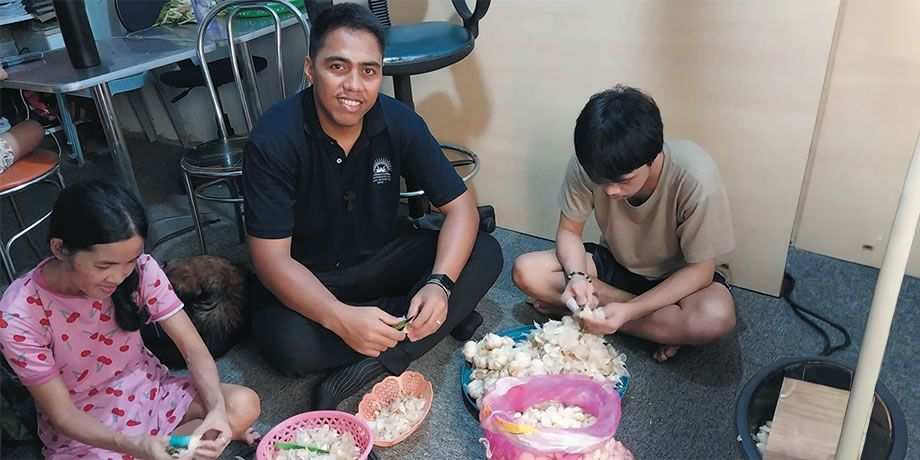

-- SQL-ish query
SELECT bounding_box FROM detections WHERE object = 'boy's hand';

[580,302,632,335]
[333,305,406,357]
[561,276,597,311]
[406,284,448,342]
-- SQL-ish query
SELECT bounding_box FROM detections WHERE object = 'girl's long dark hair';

[48,180,149,331]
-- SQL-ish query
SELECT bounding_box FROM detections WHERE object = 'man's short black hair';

[573,85,664,183]
[309,3,386,59]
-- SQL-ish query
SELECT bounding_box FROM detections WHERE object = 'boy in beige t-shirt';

[513,86,736,362]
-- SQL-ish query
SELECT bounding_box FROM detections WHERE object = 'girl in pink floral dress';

[0,181,261,460]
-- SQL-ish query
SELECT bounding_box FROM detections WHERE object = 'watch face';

[431,273,454,290]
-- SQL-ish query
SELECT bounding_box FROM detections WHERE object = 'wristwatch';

[425,273,455,298]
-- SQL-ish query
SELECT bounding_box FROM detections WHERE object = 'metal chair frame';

[182,0,310,254]
[368,0,487,205]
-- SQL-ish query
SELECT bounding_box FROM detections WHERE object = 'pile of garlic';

[513,401,597,429]
[754,420,772,454]
[463,316,628,404]
[275,425,360,460]
[366,395,427,442]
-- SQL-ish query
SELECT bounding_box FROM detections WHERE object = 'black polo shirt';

[242,88,466,272]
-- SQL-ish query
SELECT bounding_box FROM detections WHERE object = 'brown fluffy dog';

[141,256,249,369]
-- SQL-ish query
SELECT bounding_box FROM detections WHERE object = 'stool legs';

[0,169,65,283]
[226,178,246,244]
[0,234,16,284]
[8,196,40,259]
[392,74,430,219]
[182,170,208,255]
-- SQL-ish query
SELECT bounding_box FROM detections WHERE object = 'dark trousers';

[249,230,503,376]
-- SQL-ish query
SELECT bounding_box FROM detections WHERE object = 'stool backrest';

[196,0,311,140]
[367,0,392,27]
[364,0,491,38]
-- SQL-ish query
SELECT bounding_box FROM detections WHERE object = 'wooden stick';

[835,133,920,459]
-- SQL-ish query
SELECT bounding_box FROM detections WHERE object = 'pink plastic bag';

[479,375,629,460]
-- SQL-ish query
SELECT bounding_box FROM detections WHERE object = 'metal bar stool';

[183,0,310,254]
[0,148,66,283]
[368,0,489,222]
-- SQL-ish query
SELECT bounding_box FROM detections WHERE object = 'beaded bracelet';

[565,271,592,283]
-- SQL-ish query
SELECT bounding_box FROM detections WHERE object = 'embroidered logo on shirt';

[371,157,392,185]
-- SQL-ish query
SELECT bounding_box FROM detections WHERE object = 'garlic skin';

[754,420,773,454]
[576,307,606,322]
[464,317,629,404]
[366,396,427,442]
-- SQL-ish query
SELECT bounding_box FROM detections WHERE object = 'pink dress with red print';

[0,254,198,460]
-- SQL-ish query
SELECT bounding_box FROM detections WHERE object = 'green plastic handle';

[169,435,191,449]
[275,442,330,454]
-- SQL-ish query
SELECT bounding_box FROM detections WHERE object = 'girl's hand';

[189,408,232,460]
[129,435,173,460]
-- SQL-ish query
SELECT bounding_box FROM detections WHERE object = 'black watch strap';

[425,273,454,297]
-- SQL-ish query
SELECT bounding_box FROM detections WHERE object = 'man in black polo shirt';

[242,4,503,410]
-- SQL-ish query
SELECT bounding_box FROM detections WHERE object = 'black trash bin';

[735,357,907,459]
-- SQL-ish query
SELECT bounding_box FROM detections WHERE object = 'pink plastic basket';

[356,370,433,447]
[256,410,374,460]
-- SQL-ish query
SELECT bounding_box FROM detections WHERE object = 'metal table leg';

[55,92,85,165]
[90,83,141,199]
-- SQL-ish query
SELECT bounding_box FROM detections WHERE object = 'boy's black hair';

[309,3,386,59]
[573,85,664,183]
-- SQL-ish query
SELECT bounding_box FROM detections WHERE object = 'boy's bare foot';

[526,297,567,319]
[653,344,680,362]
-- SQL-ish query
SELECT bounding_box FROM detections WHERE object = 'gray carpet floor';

[1,137,916,459]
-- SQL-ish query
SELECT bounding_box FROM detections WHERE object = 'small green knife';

[275,442,330,454]
[392,311,420,331]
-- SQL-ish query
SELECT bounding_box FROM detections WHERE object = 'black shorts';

[584,243,730,296]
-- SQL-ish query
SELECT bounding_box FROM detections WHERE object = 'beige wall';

[794,0,920,277]
[110,1,845,295]
[386,0,840,295]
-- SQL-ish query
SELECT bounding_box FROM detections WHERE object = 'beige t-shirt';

[559,140,735,279]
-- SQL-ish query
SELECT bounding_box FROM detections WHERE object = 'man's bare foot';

[526,298,567,319]
[653,344,680,362]
[242,427,261,446]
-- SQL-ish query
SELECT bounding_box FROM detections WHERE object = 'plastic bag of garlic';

[478,375,634,460]
[463,316,629,405]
